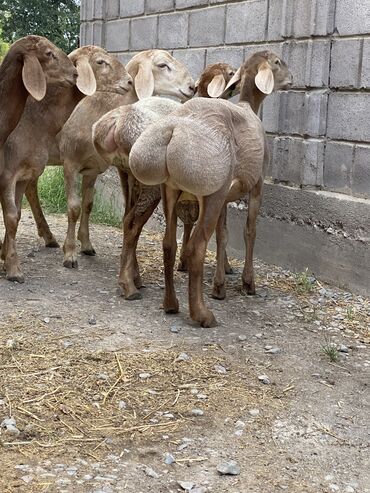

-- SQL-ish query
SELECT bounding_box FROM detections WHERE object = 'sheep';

[92,62,236,300]
[129,51,293,327]
[0,46,97,283]
[60,49,195,269]
[24,46,127,248]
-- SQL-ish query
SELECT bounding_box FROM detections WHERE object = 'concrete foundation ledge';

[96,171,369,297]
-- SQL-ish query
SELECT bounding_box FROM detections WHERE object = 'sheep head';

[7,35,78,101]
[126,50,195,102]
[195,63,237,99]
[69,46,134,97]
[225,51,293,100]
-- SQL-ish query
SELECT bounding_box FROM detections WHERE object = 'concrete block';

[335,0,370,35]
[330,39,362,89]
[92,21,104,46]
[130,16,158,50]
[189,6,225,47]
[353,145,370,198]
[244,43,283,62]
[327,93,370,142]
[324,142,354,193]
[117,52,138,66]
[283,40,330,88]
[271,137,324,186]
[146,0,174,13]
[206,47,244,69]
[172,48,206,79]
[94,0,104,19]
[107,0,120,20]
[105,19,130,52]
[158,13,188,49]
[226,1,266,44]
[120,0,145,17]
[81,1,93,21]
[263,91,327,137]
[361,39,370,89]
[176,0,208,8]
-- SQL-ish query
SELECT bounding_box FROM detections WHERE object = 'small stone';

[255,333,263,339]
[217,460,240,475]
[21,476,34,484]
[249,408,260,416]
[258,374,271,385]
[1,417,17,428]
[175,352,191,362]
[144,466,160,479]
[0,400,5,406]
[62,341,73,349]
[139,373,151,379]
[238,335,247,341]
[97,373,109,381]
[345,487,355,493]
[265,347,281,354]
[177,442,190,451]
[235,420,245,429]
[118,400,127,410]
[329,484,340,492]
[170,325,180,333]
[88,315,97,325]
[163,412,174,419]
[5,424,20,436]
[214,364,227,374]
[337,344,349,353]
[178,481,195,491]
[191,408,204,416]
[196,394,207,400]
[43,317,50,324]
[164,452,175,464]
[6,339,18,349]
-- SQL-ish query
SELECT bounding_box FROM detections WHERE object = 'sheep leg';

[212,204,228,300]
[118,186,161,300]
[63,164,80,269]
[78,174,97,256]
[1,181,27,282]
[177,222,193,272]
[25,178,60,248]
[242,178,263,295]
[162,185,182,314]
[186,189,228,328]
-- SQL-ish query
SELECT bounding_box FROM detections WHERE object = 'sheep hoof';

[200,312,218,328]
[45,239,60,248]
[177,260,188,272]
[6,273,25,283]
[164,298,179,314]
[225,265,234,275]
[211,285,226,300]
[125,291,142,301]
[81,248,96,256]
[63,259,78,269]
[243,281,256,295]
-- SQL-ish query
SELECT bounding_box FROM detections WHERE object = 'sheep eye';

[96,59,107,65]
[275,59,281,66]
[46,50,56,59]
[158,63,170,70]
[229,71,235,76]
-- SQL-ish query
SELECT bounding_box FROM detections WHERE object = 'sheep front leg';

[25,178,60,248]
[162,185,181,314]
[63,164,81,269]
[187,189,228,327]
[118,185,161,300]
[212,204,228,300]
[242,178,263,294]
[78,174,97,256]
[1,181,27,282]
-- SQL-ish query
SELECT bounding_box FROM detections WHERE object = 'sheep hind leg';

[118,185,160,300]
[177,222,193,271]
[162,185,182,314]
[25,178,60,248]
[242,178,263,295]
[78,174,97,256]
[187,188,229,328]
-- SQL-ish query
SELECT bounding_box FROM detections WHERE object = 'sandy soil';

[0,212,369,493]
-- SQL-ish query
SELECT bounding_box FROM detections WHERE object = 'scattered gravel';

[217,460,241,476]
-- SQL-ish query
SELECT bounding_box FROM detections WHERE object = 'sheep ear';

[255,62,274,94]
[134,60,155,100]
[224,67,241,92]
[22,55,47,101]
[75,56,96,96]
[207,73,226,98]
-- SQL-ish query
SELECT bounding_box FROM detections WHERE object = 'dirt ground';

[0,212,369,493]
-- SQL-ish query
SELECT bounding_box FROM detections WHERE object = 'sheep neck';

[238,73,266,115]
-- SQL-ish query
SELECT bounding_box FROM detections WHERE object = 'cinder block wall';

[81,0,370,200]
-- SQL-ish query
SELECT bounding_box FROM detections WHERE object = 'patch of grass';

[321,341,339,362]
[34,167,121,228]
[294,268,315,294]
